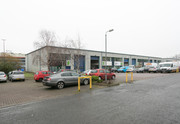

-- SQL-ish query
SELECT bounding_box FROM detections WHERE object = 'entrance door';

[91,56,99,69]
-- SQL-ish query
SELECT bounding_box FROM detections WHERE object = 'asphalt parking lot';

[0,73,172,108]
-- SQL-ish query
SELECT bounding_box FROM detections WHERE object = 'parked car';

[0,71,7,82]
[8,71,25,82]
[126,65,135,72]
[34,71,53,82]
[136,67,145,73]
[117,66,129,73]
[82,70,92,75]
[148,66,160,73]
[43,72,89,89]
[89,69,116,80]
[111,67,118,73]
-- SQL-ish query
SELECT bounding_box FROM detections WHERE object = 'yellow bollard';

[176,68,179,73]
[126,72,128,83]
[131,72,133,82]
[90,77,92,89]
[78,77,80,91]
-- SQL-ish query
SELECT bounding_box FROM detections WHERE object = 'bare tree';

[34,30,57,49]
[173,54,180,61]
[64,35,84,72]
[33,30,58,71]
[33,30,84,72]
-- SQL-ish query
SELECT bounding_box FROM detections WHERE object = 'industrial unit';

[26,46,173,72]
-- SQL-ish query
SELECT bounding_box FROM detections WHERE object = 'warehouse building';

[26,46,173,72]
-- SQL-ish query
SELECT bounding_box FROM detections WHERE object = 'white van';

[159,62,179,73]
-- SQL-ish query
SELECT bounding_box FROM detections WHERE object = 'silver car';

[43,72,89,89]
[8,71,25,82]
[0,71,7,82]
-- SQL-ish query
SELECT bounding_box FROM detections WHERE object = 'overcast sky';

[0,0,180,58]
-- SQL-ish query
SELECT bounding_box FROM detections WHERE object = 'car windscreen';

[160,64,172,67]
[0,72,5,75]
[91,70,98,73]
[14,72,24,74]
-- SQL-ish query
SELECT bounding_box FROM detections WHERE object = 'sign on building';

[102,61,112,66]
[114,61,122,66]
[66,60,71,66]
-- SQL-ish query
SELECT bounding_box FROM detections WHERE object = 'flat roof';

[26,46,163,59]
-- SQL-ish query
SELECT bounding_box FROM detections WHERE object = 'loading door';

[74,55,85,72]
[124,58,129,66]
[132,59,136,66]
[91,56,99,69]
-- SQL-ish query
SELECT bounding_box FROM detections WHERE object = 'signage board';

[114,61,122,66]
[66,60,71,66]
[102,61,112,66]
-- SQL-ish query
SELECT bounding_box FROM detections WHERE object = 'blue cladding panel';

[66,66,71,69]
[124,58,129,62]
[132,59,136,65]
[74,55,85,72]
[91,56,99,60]
[150,60,152,63]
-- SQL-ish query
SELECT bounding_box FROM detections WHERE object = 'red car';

[34,71,53,82]
[89,69,116,80]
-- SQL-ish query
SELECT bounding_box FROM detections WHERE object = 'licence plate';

[16,78,20,80]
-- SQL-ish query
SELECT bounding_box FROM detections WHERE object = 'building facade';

[26,46,175,72]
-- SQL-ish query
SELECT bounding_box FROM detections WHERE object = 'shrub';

[92,75,103,83]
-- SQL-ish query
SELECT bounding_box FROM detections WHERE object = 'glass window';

[99,70,104,73]
[35,72,39,75]
[14,72,23,74]
[105,70,110,73]
[0,72,5,75]
[114,58,122,61]
[61,73,71,76]
[71,73,79,76]
[91,70,98,73]
[42,72,48,74]
[102,57,111,61]
[48,72,53,75]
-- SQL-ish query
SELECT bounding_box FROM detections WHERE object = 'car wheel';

[57,82,65,89]
[39,78,43,82]
[22,79,25,81]
[83,79,89,85]
[99,76,102,80]
[112,75,115,80]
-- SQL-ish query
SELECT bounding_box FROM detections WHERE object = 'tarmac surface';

[0,73,180,124]
[0,73,170,108]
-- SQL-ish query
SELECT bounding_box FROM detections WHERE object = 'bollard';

[78,76,92,91]
[78,77,80,91]
[176,68,179,73]
[126,72,133,83]
[90,77,92,89]
[126,73,128,83]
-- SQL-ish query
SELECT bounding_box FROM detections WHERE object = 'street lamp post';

[105,29,114,83]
